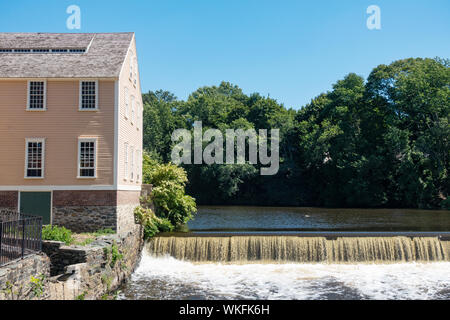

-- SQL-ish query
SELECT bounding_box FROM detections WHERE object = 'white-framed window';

[130,146,134,181]
[124,87,129,119]
[79,80,98,110]
[27,80,46,110]
[136,102,140,130]
[78,138,97,178]
[129,54,133,80]
[136,149,140,182]
[133,57,137,85]
[124,142,129,180]
[131,96,135,125]
[25,138,45,178]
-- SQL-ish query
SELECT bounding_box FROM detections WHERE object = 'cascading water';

[119,207,450,300]
[146,236,450,263]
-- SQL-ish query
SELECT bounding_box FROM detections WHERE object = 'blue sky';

[1,0,449,109]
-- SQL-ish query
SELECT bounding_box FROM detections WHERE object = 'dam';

[120,207,450,300]
[147,235,450,264]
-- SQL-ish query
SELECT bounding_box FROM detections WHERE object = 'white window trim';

[136,102,140,130]
[78,80,99,111]
[136,149,140,183]
[130,145,134,182]
[77,137,98,179]
[26,80,47,111]
[24,138,45,179]
[133,57,138,86]
[129,54,134,81]
[124,142,129,181]
[130,96,135,125]
[124,87,129,119]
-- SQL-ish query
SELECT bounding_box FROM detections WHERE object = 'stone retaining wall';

[0,225,144,300]
[0,254,50,300]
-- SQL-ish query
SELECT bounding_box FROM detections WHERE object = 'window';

[124,87,129,118]
[78,138,97,178]
[136,150,140,182]
[131,96,135,124]
[27,81,46,110]
[136,102,140,130]
[130,146,134,181]
[0,48,86,54]
[51,49,68,53]
[133,57,137,85]
[124,142,129,180]
[129,54,133,80]
[79,81,98,110]
[25,139,45,178]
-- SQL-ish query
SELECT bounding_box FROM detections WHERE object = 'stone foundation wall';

[0,191,18,211]
[117,204,138,235]
[53,206,118,233]
[52,190,140,234]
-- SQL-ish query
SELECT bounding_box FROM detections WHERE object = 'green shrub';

[42,225,73,245]
[142,161,197,227]
[134,206,174,239]
[29,274,45,298]
[157,218,174,233]
[110,242,123,268]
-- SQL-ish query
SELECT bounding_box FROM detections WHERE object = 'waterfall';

[146,236,450,263]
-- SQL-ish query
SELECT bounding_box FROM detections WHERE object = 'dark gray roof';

[0,33,134,78]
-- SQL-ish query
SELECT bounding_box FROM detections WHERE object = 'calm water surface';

[188,206,450,232]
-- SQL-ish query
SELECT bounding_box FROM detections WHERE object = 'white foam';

[123,252,450,300]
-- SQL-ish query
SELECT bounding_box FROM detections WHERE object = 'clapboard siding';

[0,79,115,186]
[118,36,143,186]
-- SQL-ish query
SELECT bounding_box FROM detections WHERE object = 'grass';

[71,228,116,246]
[43,225,116,246]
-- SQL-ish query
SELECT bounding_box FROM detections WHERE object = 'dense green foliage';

[42,225,73,245]
[142,157,197,225]
[136,155,196,238]
[142,58,449,209]
[134,205,174,239]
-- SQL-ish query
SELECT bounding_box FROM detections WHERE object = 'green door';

[20,192,52,225]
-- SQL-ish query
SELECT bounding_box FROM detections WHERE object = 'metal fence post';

[0,222,3,265]
[22,219,25,259]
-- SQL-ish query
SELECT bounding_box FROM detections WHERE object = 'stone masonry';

[0,191,18,211]
[0,225,144,300]
[52,190,140,234]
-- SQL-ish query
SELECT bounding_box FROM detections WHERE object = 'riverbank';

[0,226,143,300]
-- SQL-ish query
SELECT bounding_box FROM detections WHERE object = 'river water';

[119,206,450,300]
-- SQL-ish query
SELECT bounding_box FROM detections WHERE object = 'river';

[119,206,450,300]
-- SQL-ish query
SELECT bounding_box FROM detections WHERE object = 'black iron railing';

[0,211,42,267]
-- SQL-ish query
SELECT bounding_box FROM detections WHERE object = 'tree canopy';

[142,57,449,209]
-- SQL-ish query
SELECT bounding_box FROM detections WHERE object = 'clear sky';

[1,0,449,109]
